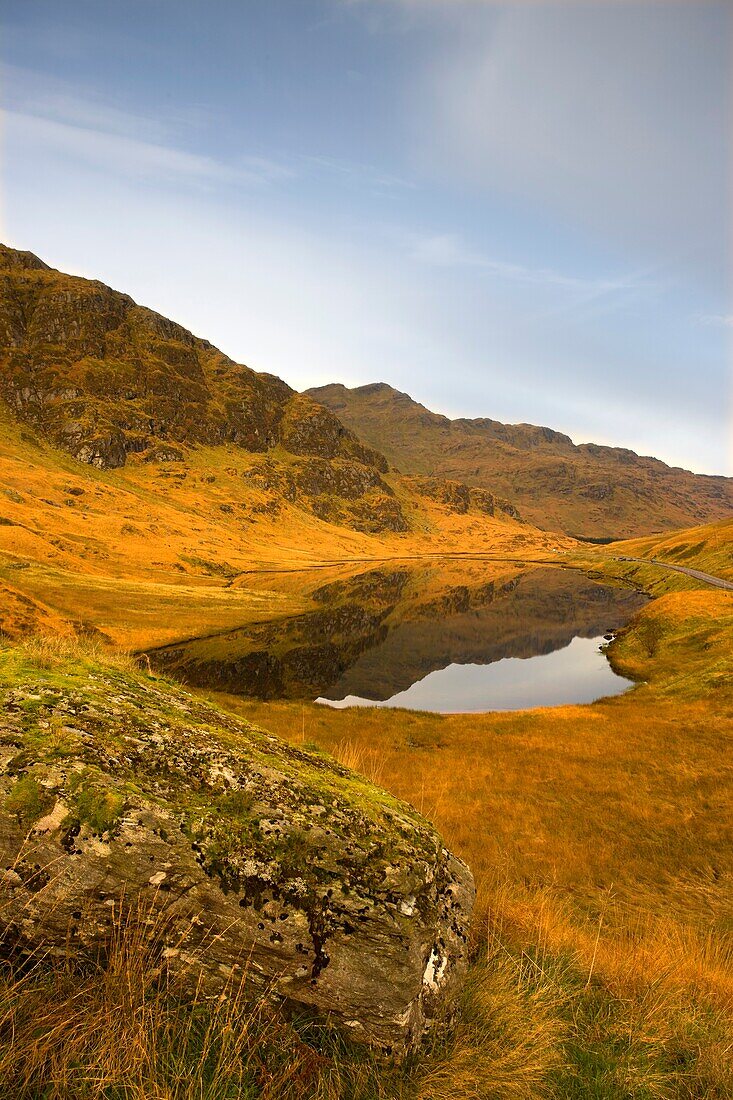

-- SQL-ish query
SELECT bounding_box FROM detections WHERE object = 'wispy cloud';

[2,64,414,196]
[4,108,292,189]
[411,232,654,302]
[698,313,733,328]
[2,63,294,189]
[300,153,415,191]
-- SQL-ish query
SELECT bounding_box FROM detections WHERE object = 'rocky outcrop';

[279,393,387,471]
[0,645,474,1056]
[405,476,521,521]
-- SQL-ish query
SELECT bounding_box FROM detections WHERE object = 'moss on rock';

[0,640,474,1057]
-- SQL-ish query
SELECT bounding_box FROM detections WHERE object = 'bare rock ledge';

[0,646,474,1057]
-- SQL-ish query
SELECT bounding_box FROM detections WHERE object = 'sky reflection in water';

[318,635,631,713]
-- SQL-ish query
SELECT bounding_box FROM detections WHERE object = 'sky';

[1,0,731,475]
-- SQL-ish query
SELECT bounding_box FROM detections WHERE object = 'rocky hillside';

[0,640,474,1056]
[0,246,533,540]
[0,246,408,535]
[0,246,379,471]
[306,382,733,540]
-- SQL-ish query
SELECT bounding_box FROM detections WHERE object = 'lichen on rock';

[0,644,474,1057]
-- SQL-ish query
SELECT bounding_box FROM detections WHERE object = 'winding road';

[615,557,733,592]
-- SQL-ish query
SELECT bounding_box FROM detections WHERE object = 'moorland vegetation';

[0,244,731,1098]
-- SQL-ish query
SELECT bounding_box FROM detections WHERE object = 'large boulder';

[0,645,474,1057]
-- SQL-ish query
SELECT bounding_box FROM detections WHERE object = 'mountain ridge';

[306,382,733,538]
[0,243,385,475]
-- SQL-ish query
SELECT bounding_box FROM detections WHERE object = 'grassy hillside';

[306,382,733,540]
[0,407,569,650]
[222,564,733,1099]
[611,516,733,581]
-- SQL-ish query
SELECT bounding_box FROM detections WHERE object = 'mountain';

[0,245,524,537]
[306,382,733,540]
[0,246,395,518]
[0,246,569,648]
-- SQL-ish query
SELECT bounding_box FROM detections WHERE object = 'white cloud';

[1,63,294,189]
[413,231,641,289]
[299,152,415,191]
[4,108,292,188]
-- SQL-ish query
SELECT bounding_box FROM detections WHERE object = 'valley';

[0,244,731,1099]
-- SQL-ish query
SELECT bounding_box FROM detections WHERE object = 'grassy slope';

[0,636,562,1100]
[0,497,731,1094]
[0,410,569,649]
[217,557,733,1097]
[306,383,733,540]
[2,579,731,1098]
[610,516,733,581]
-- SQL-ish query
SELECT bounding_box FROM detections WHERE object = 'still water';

[318,635,627,713]
[150,565,647,713]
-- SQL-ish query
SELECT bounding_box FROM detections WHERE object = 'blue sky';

[2,0,731,474]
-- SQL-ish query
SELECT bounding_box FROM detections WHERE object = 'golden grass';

[1,424,731,1098]
[610,516,733,581]
[5,631,135,672]
[417,958,566,1100]
[0,898,327,1100]
[0,408,570,651]
[215,588,733,1097]
[0,890,568,1100]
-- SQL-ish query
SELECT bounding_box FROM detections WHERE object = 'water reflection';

[318,636,628,713]
[149,564,646,711]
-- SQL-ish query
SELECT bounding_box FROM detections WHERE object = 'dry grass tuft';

[333,738,391,786]
[5,631,135,673]
[0,900,358,1100]
[417,959,565,1100]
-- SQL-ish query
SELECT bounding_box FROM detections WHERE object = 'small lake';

[318,635,628,712]
[150,564,647,713]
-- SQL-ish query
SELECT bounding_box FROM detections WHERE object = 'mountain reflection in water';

[149,564,647,712]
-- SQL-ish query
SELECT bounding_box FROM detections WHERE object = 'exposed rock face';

[0,647,474,1056]
[405,475,521,521]
[0,244,412,534]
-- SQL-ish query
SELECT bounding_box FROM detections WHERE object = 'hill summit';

[306,382,733,539]
[0,245,383,474]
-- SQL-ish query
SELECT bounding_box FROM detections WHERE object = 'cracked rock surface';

[0,645,474,1056]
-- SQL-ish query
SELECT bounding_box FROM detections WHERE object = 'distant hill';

[306,382,733,539]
